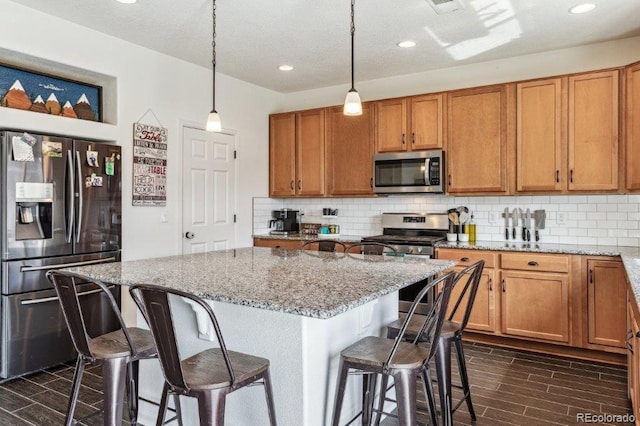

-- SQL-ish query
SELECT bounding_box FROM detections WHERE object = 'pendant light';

[343,0,362,116]
[206,0,222,132]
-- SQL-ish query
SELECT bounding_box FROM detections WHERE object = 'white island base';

[135,292,399,426]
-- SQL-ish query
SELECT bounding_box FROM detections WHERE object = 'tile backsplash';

[253,195,640,247]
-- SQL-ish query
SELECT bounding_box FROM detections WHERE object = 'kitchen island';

[68,246,454,426]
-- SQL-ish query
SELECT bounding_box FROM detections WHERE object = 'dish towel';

[182,298,215,341]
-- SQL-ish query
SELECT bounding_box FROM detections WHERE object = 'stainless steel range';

[361,212,448,257]
[362,212,449,313]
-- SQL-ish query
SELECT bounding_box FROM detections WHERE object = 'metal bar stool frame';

[375,260,486,426]
[129,283,277,426]
[344,242,399,257]
[300,239,347,253]
[331,271,456,426]
[46,270,158,426]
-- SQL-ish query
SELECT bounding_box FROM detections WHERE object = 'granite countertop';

[67,247,454,319]
[253,233,363,244]
[436,240,640,311]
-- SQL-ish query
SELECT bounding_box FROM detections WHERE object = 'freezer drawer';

[1,251,120,294]
[1,284,121,379]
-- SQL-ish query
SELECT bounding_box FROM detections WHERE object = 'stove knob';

[416,247,423,254]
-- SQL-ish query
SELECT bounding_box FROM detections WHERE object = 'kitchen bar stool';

[301,239,347,252]
[376,260,485,426]
[331,271,455,426]
[129,284,277,426]
[345,242,398,256]
[46,271,157,426]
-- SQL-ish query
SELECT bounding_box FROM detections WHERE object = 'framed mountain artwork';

[0,63,102,122]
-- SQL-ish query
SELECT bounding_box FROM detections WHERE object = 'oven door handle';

[20,285,116,305]
[424,158,431,185]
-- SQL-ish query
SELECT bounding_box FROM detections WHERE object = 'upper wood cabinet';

[269,109,325,197]
[375,98,407,152]
[568,70,619,191]
[269,113,296,196]
[411,94,445,150]
[326,103,375,196]
[447,85,509,194]
[516,78,565,192]
[375,94,445,153]
[626,62,640,191]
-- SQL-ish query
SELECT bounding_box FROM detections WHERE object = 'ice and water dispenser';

[15,182,53,240]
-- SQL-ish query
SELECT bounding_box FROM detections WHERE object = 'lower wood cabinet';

[437,248,627,361]
[587,259,627,349]
[500,270,569,343]
[628,292,640,422]
[446,267,496,333]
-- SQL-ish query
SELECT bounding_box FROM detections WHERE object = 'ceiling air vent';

[426,0,464,15]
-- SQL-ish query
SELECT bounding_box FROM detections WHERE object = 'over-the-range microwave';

[373,150,445,194]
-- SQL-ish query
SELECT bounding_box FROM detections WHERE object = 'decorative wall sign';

[0,63,102,121]
[132,122,167,206]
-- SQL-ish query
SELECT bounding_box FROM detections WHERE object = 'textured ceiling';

[8,0,640,93]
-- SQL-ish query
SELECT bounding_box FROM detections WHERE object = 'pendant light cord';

[350,0,355,91]
[211,0,217,111]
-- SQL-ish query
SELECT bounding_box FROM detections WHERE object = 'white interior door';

[182,126,236,254]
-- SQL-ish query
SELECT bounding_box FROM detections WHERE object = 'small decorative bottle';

[468,213,477,243]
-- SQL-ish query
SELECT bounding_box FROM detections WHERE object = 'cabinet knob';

[488,278,493,291]
[412,133,415,145]
[570,169,574,183]
[370,177,373,188]
[290,180,294,190]
[297,180,301,190]
[501,279,506,292]
[402,133,405,145]
[460,257,470,262]
[556,170,560,183]
[527,261,538,266]
[448,175,452,187]
[589,269,594,284]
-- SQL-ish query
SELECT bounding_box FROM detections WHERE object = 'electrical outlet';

[160,209,168,223]
[557,212,566,225]
[488,211,496,224]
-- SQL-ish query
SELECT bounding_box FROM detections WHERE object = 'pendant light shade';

[207,0,222,132]
[206,111,222,132]
[344,89,362,116]
[343,0,362,116]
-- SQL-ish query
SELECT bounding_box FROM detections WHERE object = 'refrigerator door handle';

[66,150,75,243]
[75,151,83,244]
[19,285,116,305]
[20,256,119,272]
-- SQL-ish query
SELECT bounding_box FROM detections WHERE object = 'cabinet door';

[447,85,508,194]
[411,94,444,150]
[568,70,619,191]
[375,98,407,153]
[326,104,375,196]
[587,259,626,348]
[501,270,569,343]
[626,62,640,190]
[629,302,640,419]
[295,109,325,196]
[516,78,564,192]
[447,268,496,333]
[269,113,296,196]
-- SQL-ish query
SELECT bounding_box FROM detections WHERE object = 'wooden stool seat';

[386,317,462,341]
[88,327,156,359]
[181,348,270,391]
[340,336,430,370]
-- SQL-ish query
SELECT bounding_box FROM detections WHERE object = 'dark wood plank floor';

[0,342,632,425]
[0,362,129,426]
[380,342,633,425]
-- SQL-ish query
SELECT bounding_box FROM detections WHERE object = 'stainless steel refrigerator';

[1,130,122,379]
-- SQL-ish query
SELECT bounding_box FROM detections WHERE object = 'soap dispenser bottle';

[468,212,476,243]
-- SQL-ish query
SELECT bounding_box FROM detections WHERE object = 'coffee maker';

[268,209,300,235]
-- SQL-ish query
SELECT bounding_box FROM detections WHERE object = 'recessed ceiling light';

[116,0,137,3]
[278,65,294,71]
[569,3,596,14]
[397,41,417,48]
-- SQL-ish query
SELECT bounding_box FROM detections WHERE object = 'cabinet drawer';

[436,249,495,268]
[501,252,569,273]
[253,238,303,250]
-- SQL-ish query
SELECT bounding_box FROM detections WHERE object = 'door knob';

[185,232,195,239]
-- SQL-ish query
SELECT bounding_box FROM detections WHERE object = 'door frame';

[178,119,239,254]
